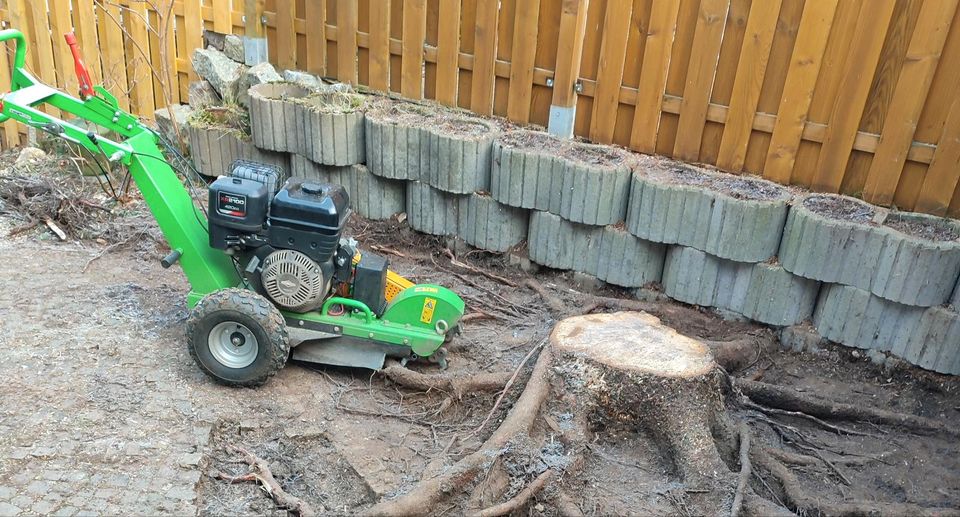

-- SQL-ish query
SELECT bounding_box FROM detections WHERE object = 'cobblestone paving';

[0,236,333,515]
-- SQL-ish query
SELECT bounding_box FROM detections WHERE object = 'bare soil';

[1,163,958,515]
[497,130,565,152]
[562,142,630,168]
[297,91,367,114]
[884,213,960,242]
[647,161,791,201]
[366,98,495,137]
[803,194,877,224]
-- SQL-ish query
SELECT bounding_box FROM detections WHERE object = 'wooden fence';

[3,0,960,217]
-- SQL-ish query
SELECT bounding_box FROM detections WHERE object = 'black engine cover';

[268,178,351,263]
[208,176,269,250]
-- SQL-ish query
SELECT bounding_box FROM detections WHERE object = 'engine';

[206,161,387,315]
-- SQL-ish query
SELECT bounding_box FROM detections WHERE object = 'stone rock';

[191,48,246,103]
[188,80,220,108]
[238,62,284,107]
[224,34,244,62]
[15,147,46,166]
[283,70,324,90]
[153,104,193,148]
[203,30,226,51]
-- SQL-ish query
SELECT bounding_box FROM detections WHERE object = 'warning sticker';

[420,297,437,324]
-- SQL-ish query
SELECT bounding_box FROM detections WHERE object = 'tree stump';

[550,311,736,487]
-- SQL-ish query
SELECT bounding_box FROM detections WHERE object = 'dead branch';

[443,248,514,286]
[740,397,876,437]
[364,347,553,516]
[730,423,751,517]
[736,379,957,436]
[471,469,556,517]
[380,363,511,399]
[460,311,500,323]
[218,444,317,516]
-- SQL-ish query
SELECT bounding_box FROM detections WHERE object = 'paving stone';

[191,47,246,103]
[527,211,665,288]
[780,194,960,307]
[813,283,960,375]
[248,82,312,153]
[25,480,49,495]
[291,155,405,220]
[406,181,467,237]
[490,130,633,225]
[457,193,528,252]
[662,246,820,326]
[297,93,367,166]
[187,119,290,178]
[625,157,792,262]
[0,502,21,516]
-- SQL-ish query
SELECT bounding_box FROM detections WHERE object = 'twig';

[471,337,547,437]
[443,248,514,286]
[470,469,556,517]
[741,398,877,437]
[217,444,317,516]
[730,423,751,517]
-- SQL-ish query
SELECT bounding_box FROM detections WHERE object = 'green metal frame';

[0,29,464,358]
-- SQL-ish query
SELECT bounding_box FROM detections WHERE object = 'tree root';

[216,444,317,516]
[730,423,751,517]
[523,278,565,314]
[754,453,960,517]
[736,378,956,436]
[470,469,556,517]
[364,348,554,516]
[380,363,511,399]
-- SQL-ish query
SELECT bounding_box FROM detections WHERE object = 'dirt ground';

[0,182,958,515]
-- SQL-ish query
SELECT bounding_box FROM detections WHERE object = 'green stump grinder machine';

[0,29,465,386]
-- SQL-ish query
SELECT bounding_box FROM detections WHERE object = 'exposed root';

[730,423,751,517]
[755,453,960,517]
[523,278,565,314]
[470,469,556,517]
[364,347,553,516]
[736,379,956,436]
[216,444,317,516]
[472,337,546,436]
[443,248,514,286]
[380,363,511,399]
[740,397,876,437]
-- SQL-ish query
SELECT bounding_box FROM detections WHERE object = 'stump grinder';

[0,29,465,386]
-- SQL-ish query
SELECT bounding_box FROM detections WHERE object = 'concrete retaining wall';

[528,211,665,288]
[290,155,404,220]
[458,194,528,252]
[422,118,497,194]
[490,131,631,226]
[296,95,366,166]
[780,194,960,307]
[187,124,289,178]
[662,246,820,326]
[248,82,311,153]
[406,181,466,236]
[814,284,960,375]
[365,114,420,181]
[626,157,791,262]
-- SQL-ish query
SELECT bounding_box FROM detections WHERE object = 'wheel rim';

[208,321,259,369]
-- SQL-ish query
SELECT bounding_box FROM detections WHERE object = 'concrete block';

[295,92,366,166]
[457,193,528,252]
[813,283,960,375]
[662,246,820,326]
[248,82,311,153]
[952,277,960,309]
[781,194,960,307]
[290,155,404,220]
[188,123,288,178]
[365,109,420,180]
[406,181,466,236]
[422,118,497,194]
[191,47,246,103]
[626,157,792,262]
[527,211,664,287]
[187,80,220,109]
[491,131,631,226]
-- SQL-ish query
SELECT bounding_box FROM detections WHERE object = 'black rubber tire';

[186,288,289,387]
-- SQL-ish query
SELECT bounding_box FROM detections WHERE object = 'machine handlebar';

[0,29,26,75]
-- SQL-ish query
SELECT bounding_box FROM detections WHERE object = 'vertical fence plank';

[275,0,297,70]
[506,0,541,122]
[424,0,440,99]
[672,0,729,161]
[435,0,461,105]
[470,0,499,115]
[183,0,204,80]
[98,1,130,110]
[589,0,633,143]
[123,0,156,118]
[368,0,390,90]
[863,0,958,207]
[811,0,896,193]
[715,0,782,172]
[763,0,839,184]
[73,0,102,85]
[305,0,326,75]
[550,0,589,135]
[493,0,515,116]
[917,97,960,215]
[25,0,58,89]
[401,0,427,98]
[49,0,77,95]
[630,0,680,153]
[213,0,232,33]
[337,0,358,84]
[0,37,20,148]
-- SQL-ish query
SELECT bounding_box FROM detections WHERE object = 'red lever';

[64,32,94,100]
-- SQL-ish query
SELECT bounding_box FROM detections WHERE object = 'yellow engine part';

[353,253,413,302]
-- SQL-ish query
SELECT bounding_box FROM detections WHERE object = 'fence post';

[243,0,268,65]
[548,0,589,138]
